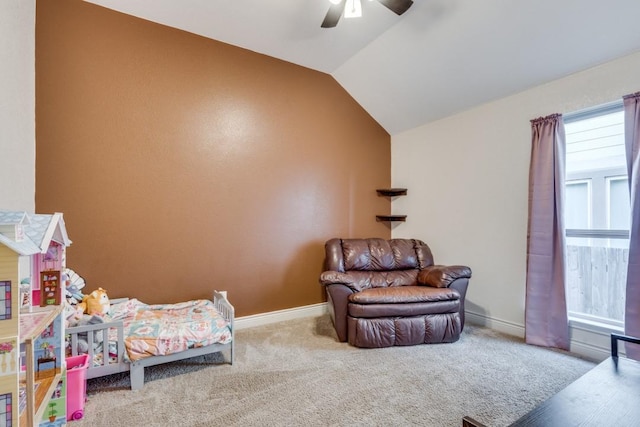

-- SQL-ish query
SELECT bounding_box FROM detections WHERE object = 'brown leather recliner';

[319,238,472,348]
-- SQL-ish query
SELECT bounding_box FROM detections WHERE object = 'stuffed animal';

[71,314,105,354]
[79,287,110,316]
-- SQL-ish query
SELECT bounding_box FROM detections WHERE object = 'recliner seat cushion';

[348,286,459,304]
[348,286,460,318]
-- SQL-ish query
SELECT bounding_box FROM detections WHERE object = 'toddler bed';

[67,290,234,390]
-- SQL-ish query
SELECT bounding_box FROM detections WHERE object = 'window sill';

[569,317,624,335]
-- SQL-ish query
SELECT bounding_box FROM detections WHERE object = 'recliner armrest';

[319,271,362,292]
[418,265,472,288]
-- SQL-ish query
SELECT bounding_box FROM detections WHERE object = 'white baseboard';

[569,340,611,362]
[236,305,612,361]
[466,310,611,362]
[235,302,328,330]
[466,311,525,338]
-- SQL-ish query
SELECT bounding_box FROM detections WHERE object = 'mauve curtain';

[624,92,640,359]
[525,114,569,350]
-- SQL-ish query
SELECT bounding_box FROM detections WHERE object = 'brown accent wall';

[35,0,391,316]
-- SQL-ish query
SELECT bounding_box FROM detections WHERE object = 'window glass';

[566,111,625,174]
[565,181,590,229]
[608,177,630,230]
[563,104,628,326]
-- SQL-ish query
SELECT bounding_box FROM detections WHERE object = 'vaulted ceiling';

[85,0,640,135]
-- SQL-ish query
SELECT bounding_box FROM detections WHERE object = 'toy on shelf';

[40,271,61,307]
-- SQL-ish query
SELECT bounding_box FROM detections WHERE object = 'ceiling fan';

[321,0,414,28]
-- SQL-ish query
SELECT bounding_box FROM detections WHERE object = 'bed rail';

[213,290,234,365]
[67,320,129,379]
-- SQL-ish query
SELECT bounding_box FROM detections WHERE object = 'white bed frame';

[67,291,234,390]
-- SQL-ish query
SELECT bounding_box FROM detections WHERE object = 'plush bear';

[79,288,110,316]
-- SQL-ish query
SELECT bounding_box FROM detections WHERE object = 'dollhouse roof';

[0,210,71,256]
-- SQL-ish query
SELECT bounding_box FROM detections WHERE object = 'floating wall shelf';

[376,188,408,222]
[376,215,407,222]
[376,188,407,197]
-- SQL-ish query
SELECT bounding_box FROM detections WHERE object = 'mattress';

[108,298,232,362]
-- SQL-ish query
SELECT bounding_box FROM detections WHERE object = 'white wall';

[392,51,640,359]
[0,0,35,212]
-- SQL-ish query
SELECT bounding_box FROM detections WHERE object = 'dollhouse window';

[43,245,58,262]
[0,281,11,320]
[0,392,12,426]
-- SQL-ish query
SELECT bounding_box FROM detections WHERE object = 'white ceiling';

[85,0,640,135]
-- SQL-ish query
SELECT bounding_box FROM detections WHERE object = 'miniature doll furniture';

[319,238,472,348]
[37,350,57,378]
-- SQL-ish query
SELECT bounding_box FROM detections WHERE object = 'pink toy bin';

[66,354,89,421]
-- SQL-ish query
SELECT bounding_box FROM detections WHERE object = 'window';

[0,281,11,321]
[564,102,629,328]
[0,392,11,426]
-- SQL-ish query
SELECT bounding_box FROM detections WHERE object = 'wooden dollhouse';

[0,210,71,426]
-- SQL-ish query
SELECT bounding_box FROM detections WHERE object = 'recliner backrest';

[324,238,434,273]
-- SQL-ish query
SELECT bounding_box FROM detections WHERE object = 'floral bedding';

[108,298,232,362]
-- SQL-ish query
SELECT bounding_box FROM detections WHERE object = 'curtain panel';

[525,114,569,350]
[623,92,640,360]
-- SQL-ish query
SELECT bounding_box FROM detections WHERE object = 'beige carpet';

[72,315,594,426]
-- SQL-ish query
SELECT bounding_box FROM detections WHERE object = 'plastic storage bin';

[66,354,89,421]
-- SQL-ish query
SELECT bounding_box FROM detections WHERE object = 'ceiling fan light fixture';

[344,0,362,19]
[322,0,413,28]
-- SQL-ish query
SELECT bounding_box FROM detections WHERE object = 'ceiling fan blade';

[321,0,346,28]
[377,0,414,15]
